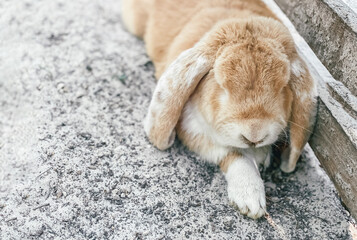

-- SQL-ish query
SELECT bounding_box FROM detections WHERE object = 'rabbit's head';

[207,38,293,148]
[145,17,316,171]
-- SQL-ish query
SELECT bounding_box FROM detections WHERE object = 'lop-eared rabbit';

[122,0,317,219]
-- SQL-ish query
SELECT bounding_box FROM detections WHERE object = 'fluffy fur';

[122,0,317,219]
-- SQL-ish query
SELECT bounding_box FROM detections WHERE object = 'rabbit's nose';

[241,134,266,147]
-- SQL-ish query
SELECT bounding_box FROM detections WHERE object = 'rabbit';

[122,0,317,219]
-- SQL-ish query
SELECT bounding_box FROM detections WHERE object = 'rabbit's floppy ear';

[144,44,214,150]
[280,56,317,173]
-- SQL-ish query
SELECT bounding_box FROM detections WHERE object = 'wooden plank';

[273,0,357,96]
[310,99,357,217]
[262,0,357,219]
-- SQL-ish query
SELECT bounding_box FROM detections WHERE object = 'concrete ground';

[0,0,356,239]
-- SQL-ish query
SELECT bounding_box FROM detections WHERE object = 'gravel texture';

[0,0,356,239]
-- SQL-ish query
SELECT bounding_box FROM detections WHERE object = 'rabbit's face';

[210,42,292,148]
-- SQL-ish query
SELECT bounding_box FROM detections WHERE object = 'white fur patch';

[160,48,210,89]
[241,146,271,167]
[219,91,229,106]
[181,100,230,164]
[225,157,266,219]
[181,101,213,137]
[295,90,312,103]
[200,145,231,164]
[144,95,165,136]
[291,58,306,78]
[143,111,153,136]
[296,80,317,103]
[291,58,318,103]
[184,55,209,86]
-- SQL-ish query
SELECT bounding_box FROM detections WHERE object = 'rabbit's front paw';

[227,178,266,219]
[225,160,266,219]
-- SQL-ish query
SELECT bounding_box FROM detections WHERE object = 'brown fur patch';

[219,152,241,172]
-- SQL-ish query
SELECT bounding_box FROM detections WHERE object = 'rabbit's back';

[122,0,277,78]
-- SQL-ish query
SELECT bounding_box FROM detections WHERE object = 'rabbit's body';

[123,0,276,78]
[122,0,317,219]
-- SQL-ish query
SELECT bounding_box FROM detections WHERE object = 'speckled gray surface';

[0,0,356,239]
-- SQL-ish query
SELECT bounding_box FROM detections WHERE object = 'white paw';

[227,179,266,219]
[226,160,266,219]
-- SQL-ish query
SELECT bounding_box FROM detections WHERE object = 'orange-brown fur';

[122,0,316,175]
[219,152,241,172]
